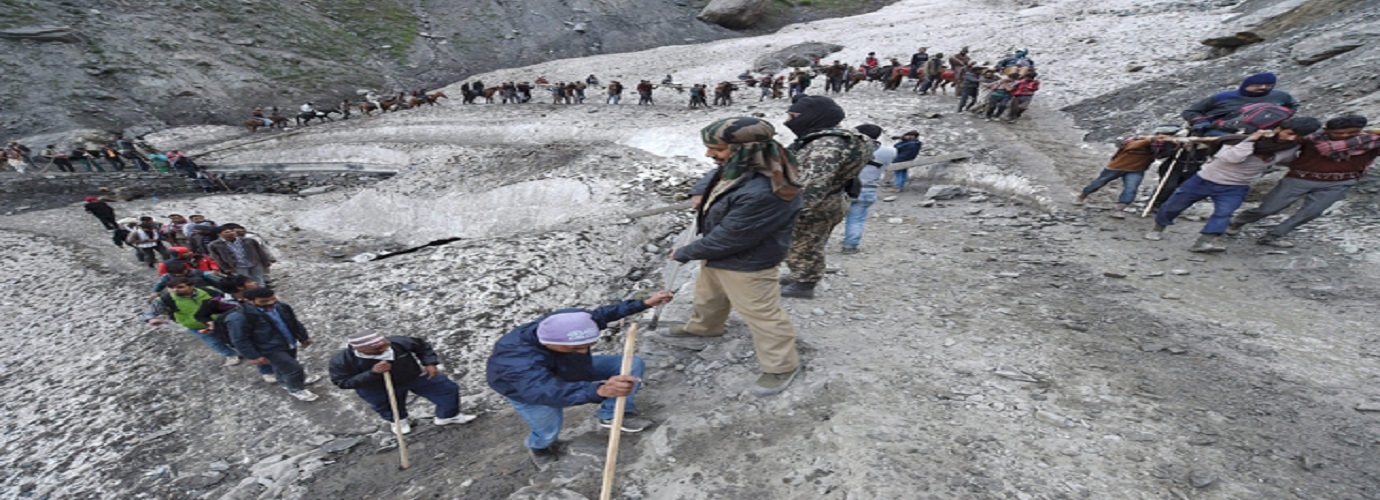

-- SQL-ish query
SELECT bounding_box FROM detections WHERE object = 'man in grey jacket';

[207,224,273,285]
[662,117,805,397]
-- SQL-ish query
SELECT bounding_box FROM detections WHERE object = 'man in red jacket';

[1230,115,1379,247]
[1006,73,1040,122]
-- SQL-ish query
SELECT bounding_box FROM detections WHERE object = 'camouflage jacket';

[788,129,874,208]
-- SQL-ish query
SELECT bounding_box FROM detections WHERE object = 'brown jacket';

[207,237,273,273]
[1106,138,1171,172]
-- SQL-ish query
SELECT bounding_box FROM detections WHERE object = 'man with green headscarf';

[664,117,806,397]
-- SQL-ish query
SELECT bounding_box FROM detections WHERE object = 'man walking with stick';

[330,332,479,435]
[486,291,673,470]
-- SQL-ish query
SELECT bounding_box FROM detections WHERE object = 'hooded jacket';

[225,302,309,359]
[675,170,802,271]
[1182,74,1297,125]
[486,300,649,408]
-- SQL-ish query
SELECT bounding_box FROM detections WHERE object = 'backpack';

[210,304,258,347]
[1211,103,1294,133]
[792,129,875,198]
[159,287,224,316]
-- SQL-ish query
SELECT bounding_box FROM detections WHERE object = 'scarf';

[1309,131,1380,161]
[353,347,396,361]
[699,117,802,201]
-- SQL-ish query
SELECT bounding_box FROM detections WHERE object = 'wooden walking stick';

[383,371,411,470]
[599,323,640,500]
[1140,144,1191,218]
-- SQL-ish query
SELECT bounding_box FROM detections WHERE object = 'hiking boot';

[1072,194,1087,206]
[1188,234,1227,253]
[780,281,817,299]
[598,415,655,433]
[1257,235,1295,248]
[528,444,561,471]
[1143,224,1166,241]
[223,356,241,367]
[778,275,795,286]
[840,246,859,255]
[303,373,322,385]
[1225,222,1244,236]
[653,325,720,350]
[750,366,803,397]
[434,413,478,426]
[261,374,278,383]
[288,389,319,402]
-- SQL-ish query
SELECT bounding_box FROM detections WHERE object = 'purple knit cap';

[536,312,600,346]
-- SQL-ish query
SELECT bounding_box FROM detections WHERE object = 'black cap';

[855,124,883,140]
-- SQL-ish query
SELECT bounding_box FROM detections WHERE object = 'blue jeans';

[893,169,909,190]
[507,354,644,450]
[189,328,237,358]
[843,189,877,248]
[1155,175,1247,235]
[357,373,460,422]
[1081,169,1145,204]
[261,349,306,391]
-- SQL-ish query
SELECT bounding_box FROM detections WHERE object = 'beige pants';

[683,266,800,374]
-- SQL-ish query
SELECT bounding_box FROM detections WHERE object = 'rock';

[572,22,588,34]
[1171,269,1189,275]
[919,199,936,208]
[352,253,377,263]
[810,308,826,316]
[1189,469,1217,488]
[698,0,772,29]
[228,38,256,46]
[886,217,904,224]
[1103,271,1127,279]
[320,437,361,454]
[1161,293,1181,300]
[882,195,897,202]
[299,185,337,196]
[1290,31,1370,65]
[753,42,844,73]
[1355,402,1380,412]
[925,185,964,200]
[175,471,225,489]
[1034,410,1075,428]
[1201,31,1263,49]
[508,484,591,499]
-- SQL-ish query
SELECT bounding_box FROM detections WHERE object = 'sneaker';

[223,356,241,367]
[1188,234,1227,253]
[528,444,561,471]
[840,246,859,255]
[598,415,655,433]
[434,413,478,426]
[288,389,319,402]
[303,374,322,385]
[1072,195,1087,206]
[653,325,721,349]
[1257,235,1295,248]
[750,366,803,397]
[261,374,277,383]
[1225,223,1244,236]
[780,281,817,299]
[1143,231,1163,241]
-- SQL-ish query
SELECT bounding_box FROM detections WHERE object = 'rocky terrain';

[2,0,1380,499]
[0,0,888,145]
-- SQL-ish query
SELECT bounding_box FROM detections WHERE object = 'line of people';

[1074,72,1379,252]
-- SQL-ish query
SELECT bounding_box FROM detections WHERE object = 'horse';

[296,108,341,126]
[379,93,408,111]
[243,115,289,133]
[407,96,429,108]
[481,87,501,103]
[865,65,894,88]
[358,102,380,116]
[426,91,448,104]
[933,70,957,95]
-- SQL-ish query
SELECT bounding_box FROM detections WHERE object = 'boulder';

[698,0,771,30]
[1291,31,1371,65]
[1200,31,1264,49]
[753,42,845,73]
[925,185,965,200]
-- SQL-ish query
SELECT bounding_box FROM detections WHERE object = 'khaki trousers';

[684,266,800,374]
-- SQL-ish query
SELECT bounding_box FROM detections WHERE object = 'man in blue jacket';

[486,291,673,470]
[1182,72,1298,137]
[888,130,921,192]
[226,288,322,402]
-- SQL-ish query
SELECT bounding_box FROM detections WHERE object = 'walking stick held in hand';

[383,371,411,470]
[1141,144,1190,218]
[599,323,640,500]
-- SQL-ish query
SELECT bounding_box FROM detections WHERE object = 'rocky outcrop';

[698,0,773,29]
[0,26,79,42]
[753,42,845,73]
[1291,29,1377,64]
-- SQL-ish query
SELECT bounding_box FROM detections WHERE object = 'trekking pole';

[383,372,411,470]
[1140,145,1189,218]
[599,322,640,500]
